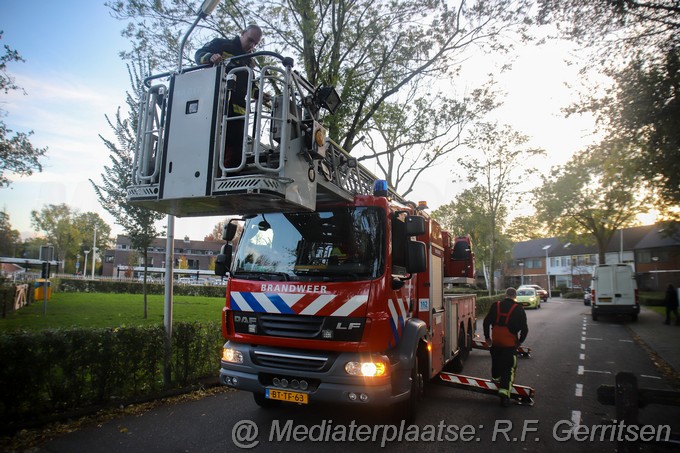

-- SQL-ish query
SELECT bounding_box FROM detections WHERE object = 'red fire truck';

[128,12,481,417]
[215,193,476,419]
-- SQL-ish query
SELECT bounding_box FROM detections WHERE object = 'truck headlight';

[344,360,387,377]
[222,348,243,364]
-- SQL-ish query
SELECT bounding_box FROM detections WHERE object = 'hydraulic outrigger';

[439,372,536,406]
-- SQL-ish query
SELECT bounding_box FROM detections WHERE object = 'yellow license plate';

[266,388,309,404]
[599,297,612,302]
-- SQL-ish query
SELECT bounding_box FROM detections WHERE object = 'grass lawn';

[0,292,226,332]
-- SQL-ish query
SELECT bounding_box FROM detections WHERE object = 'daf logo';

[336,321,362,330]
[234,315,257,324]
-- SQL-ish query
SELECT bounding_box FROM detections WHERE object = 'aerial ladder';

[126,18,535,408]
[128,50,406,218]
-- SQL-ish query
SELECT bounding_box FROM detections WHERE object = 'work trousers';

[490,346,518,397]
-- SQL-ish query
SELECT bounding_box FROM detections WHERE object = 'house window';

[526,259,541,269]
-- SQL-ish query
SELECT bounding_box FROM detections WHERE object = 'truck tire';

[253,392,281,408]
[396,354,422,424]
[592,311,598,321]
[631,314,638,322]
[460,326,471,361]
[446,327,467,373]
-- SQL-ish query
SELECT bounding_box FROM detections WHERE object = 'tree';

[0,31,47,187]
[204,218,230,242]
[536,0,679,55]
[536,1,680,215]
[569,47,680,217]
[30,204,111,274]
[108,0,532,189]
[361,82,498,195]
[504,215,545,242]
[91,59,166,319]
[457,122,545,294]
[0,209,20,256]
[533,140,651,263]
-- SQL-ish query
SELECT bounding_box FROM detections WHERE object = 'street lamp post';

[564,242,572,289]
[519,261,524,286]
[542,245,552,299]
[83,250,90,278]
[652,256,659,290]
[91,225,97,279]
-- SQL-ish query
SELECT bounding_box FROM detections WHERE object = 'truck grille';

[252,350,330,372]
[259,313,323,338]
[230,311,365,342]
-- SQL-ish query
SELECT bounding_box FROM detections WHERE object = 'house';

[505,223,680,293]
[102,235,223,280]
[0,263,27,280]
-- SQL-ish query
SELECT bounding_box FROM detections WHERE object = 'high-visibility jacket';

[483,298,528,347]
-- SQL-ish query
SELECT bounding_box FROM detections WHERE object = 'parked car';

[583,287,592,306]
[516,287,541,309]
[519,284,548,301]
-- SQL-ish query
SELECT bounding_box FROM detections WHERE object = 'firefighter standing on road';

[483,287,528,407]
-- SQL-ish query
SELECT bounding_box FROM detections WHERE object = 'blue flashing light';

[374,180,388,197]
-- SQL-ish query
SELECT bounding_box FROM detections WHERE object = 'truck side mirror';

[222,222,238,241]
[214,244,232,276]
[405,215,426,237]
[405,241,426,274]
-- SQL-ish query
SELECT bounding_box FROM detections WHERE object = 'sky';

[0,1,610,243]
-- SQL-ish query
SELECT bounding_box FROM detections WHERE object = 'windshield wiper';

[232,271,291,281]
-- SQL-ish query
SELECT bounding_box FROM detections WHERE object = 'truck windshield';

[233,207,385,281]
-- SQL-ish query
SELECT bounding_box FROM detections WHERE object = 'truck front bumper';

[219,341,410,406]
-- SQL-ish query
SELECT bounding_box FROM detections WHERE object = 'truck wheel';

[446,327,467,373]
[397,355,422,424]
[592,311,598,321]
[459,327,471,361]
[253,392,281,409]
[631,314,638,322]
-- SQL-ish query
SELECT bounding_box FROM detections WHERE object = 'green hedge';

[57,278,226,297]
[639,292,665,306]
[0,321,223,431]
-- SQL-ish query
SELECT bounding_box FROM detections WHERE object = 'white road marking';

[575,383,583,397]
[581,344,586,350]
[577,365,584,375]
[572,410,581,426]
[583,369,612,375]
[619,339,633,343]
[579,354,585,360]
[640,375,662,380]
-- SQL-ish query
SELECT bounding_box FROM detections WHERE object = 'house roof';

[1,263,26,275]
[605,224,656,252]
[511,223,679,259]
[114,234,222,251]
[512,237,564,260]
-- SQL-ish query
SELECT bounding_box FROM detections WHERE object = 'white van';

[591,264,640,322]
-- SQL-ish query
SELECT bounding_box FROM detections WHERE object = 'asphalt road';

[35,298,680,453]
